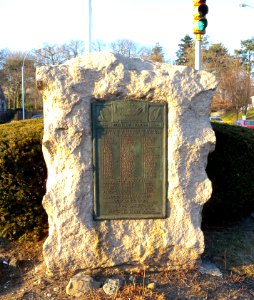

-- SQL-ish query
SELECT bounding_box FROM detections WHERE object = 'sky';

[0,0,254,61]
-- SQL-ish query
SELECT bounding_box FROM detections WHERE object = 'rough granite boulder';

[36,52,218,276]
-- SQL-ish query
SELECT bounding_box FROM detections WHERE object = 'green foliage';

[221,111,238,124]
[175,34,194,66]
[0,119,47,240]
[2,117,254,238]
[203,43,230,75]
[203,122,254,225]
[235,37,254,74]
[147,43,165,63]
[222,108,254,125]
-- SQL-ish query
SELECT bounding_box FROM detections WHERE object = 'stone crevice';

[36,52,218,276]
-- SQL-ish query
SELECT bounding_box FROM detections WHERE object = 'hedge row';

[203,122,254,225]
[0,119,47,240]
[0,120,254,241]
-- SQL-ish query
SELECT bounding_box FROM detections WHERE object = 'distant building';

[0,85,6,111]
[251,96,254,106]
[247,96,254,110]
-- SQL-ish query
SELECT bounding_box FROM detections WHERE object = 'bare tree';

[137,46,152,59]
[0,51,43,111]
[110,39,137,57]
[33,40,84,66]
[0,49,10,69]
[0,49,11,101]
[110,39,164,62]
[0,41,85,111]
[2,52,25,109]
[92,39,106,52]
[220,59,251,119]
[32,44,66,66]
[62,40,84,60]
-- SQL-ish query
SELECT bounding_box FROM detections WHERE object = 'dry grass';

[203,217,254,278]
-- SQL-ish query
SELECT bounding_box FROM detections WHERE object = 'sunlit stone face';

[36,52,218,276]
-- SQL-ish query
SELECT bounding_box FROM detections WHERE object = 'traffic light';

[193,0,208,35]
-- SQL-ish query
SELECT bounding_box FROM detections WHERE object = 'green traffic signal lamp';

[193,0,208,35]
[197,18,208,31]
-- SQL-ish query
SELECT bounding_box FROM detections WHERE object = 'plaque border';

[92,100,167,220]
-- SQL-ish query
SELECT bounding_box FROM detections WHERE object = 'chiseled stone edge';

[36,52,218,276]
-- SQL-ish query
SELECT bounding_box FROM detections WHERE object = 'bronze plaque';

[92,100,167,220]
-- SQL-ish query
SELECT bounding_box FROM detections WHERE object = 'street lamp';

[21,52,29,120]
[239,3,254,8]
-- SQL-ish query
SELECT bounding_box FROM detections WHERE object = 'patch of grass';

[247,108,254,119]
[222,111,237,124]
[222,108,254,124]
[204,221,254,277]
[86,284,166,300]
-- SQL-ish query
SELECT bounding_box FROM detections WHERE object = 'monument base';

[36,52,218,276]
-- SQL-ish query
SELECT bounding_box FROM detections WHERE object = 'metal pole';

[21,65,25,120]
[88,0,92,52]
[21,52,29,120]
[195,34,202,71]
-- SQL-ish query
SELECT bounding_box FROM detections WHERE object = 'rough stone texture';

[36,52,218,276]
[66,273,101,297]
[102,278,121,295]
[199,261,223,277]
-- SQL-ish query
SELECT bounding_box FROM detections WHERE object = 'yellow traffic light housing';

[193,0,208,35]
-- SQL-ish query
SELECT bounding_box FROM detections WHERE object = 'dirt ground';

[1,218,254,300]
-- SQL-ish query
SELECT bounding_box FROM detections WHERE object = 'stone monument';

[36,52,218,276]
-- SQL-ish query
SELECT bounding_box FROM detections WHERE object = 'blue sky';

[0,0,253,61]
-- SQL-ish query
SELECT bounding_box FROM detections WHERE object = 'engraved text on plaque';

[92,100,167,220]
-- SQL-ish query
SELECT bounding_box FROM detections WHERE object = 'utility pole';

[21,52,29,120]
[88,0,92,52]
[195,34,202,71]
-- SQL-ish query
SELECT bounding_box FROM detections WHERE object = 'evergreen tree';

[147,43,165,63]
[203,43,231,76]
[175,35,194,66]
[234,38,254,115]
[235,38,254,74]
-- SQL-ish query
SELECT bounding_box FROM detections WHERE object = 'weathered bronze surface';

[92,100,167,220]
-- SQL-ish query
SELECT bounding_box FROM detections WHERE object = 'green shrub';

[0,119,47,240]
[203,122,254,225]
[1,118,253,239]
